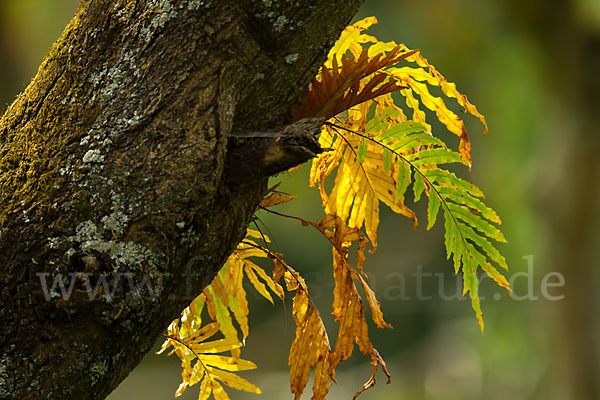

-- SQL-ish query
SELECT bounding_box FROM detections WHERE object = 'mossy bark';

[0,0,363,398]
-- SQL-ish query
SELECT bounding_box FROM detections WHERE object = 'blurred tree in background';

[1,1,598,399]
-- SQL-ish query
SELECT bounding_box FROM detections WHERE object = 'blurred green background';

[2,1,599,399]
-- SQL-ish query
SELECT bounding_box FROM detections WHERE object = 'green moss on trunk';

[0,0,363,398]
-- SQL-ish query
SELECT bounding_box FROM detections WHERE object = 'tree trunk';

[0,1,363,398]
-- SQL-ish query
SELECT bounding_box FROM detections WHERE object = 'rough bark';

[0,0,363,398]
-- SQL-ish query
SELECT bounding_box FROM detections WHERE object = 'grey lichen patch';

[69,219,162,273]
[254,4,295,34]
[65,247,77,259]
[21,209,31,224]
[187,0,211,10]
[73,220,98,243]
[139,0,186,41]
[111,241,158,269]
[48,237,63,250]
[101,211,129,235]
[0,358,9,397]
[75,227,112,254]
[89,360,108,385]
[148,1,175,30]
[285,53,299,64]
[82,149,104,164]
[273,15,289,32]
[98,68,125,99]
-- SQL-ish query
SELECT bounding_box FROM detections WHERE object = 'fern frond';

[325,115,509,331]
[307,17,507,335]
[160,229,287,399]
[290,46,417,122]
[159,324,261,399]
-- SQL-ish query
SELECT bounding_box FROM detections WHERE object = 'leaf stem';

[163,334,215,384]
